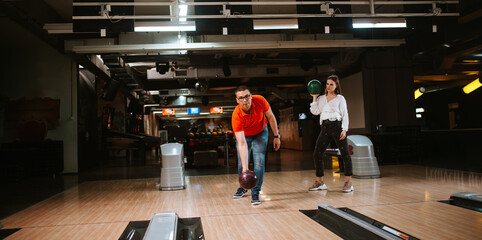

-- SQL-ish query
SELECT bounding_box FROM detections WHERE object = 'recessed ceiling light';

[253,19,299,30]
[134,21,196,32]
[352,18,406,29]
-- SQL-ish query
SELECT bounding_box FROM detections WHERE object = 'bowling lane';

[3,166,481,229]
[2,165,481,239]
[2,222,128,240]
[201,210,341,240]
[349,201,482,240]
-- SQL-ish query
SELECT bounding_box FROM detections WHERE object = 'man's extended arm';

[234,131,249,172]
[265,107,281,151]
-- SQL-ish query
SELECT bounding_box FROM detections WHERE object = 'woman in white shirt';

[309,75,354,193]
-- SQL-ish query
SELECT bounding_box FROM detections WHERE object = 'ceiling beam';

[458,8,482,24]
[73,13,459,20]
[74,54,112,83]
[72,1,459,20]
[440,43,482,70]
[72,39,405,54]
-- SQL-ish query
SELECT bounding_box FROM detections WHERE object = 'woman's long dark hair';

[325,75,342,95]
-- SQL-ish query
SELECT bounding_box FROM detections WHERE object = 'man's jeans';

[237,125,268,195]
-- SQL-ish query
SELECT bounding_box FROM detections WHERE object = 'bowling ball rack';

[118,212,204,240]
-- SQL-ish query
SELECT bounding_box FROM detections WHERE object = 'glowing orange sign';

[162,109,175,115]
[210,107,223,114]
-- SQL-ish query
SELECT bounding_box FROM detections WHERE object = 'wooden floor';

[2,165,482,240]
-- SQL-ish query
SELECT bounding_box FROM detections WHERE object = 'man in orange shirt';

[232,86,281,205]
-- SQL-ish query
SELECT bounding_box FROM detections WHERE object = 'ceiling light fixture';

[463,78,481,94]
[352,18,406,29]
[134,21,196,32]
[179,5,188,22]
[253,19,298,30]
[144,104,160,107]
[462,60,480,63]
[415,108,425,113]
[414,87,425,99]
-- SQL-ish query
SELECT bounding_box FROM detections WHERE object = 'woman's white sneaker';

[342,182,354,192]
[309,181,328,191]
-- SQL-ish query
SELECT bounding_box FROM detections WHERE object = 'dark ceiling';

[1,0,481,109]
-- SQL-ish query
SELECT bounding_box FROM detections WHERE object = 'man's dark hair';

[235,85,250,94]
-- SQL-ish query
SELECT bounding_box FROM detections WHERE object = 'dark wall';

[361,47,482,172]
[78,69,99,171]
[362,47,416,133]
[162,120,191,142]
[416,85,482,130]
[421,129,482,172]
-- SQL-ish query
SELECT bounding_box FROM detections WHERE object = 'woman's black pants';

[313,120,353,177]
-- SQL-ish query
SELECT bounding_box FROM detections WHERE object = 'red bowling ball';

[239,170,258,190]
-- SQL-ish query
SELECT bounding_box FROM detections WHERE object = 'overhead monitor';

[162,109,175,116]
[210,107,223,114]
[187,107,200,115]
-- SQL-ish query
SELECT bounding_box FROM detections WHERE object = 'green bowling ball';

[307,79,322,95]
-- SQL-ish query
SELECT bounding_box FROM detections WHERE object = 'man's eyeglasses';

[237,94,251,101]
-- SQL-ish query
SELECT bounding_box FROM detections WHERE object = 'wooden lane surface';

[351,201,482,240]
[201,211,341,240]
[2,165,482,239]
[3,222,127,240]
